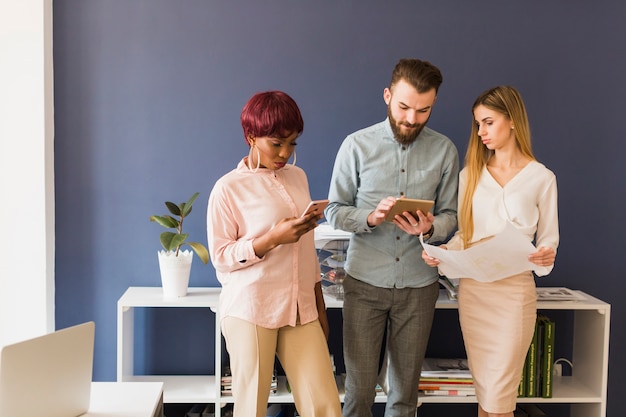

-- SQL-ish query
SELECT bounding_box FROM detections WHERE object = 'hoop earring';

[290,150,297,167]
[247,145,260,173]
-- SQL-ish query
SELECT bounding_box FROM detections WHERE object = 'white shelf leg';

[117,304,134,381]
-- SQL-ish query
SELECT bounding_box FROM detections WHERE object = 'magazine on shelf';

[421,358,472,379]
[438,277,459,300]
[439,284,586,302]
[536,287,585,301]
[420,377,473,384]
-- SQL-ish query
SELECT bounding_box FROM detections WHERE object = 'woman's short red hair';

[240,91,304,144]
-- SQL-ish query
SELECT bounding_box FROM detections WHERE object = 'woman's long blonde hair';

[459,86,536,248]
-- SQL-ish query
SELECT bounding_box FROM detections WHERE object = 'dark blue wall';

[53,1,626,416]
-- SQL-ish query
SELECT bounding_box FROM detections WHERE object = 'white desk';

[85,382,163,417]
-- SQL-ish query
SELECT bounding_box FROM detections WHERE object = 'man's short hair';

[390,58,443,94]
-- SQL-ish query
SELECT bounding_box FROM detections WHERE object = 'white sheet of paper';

[421,222,549,282]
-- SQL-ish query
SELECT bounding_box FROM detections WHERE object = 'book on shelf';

[535,318,545,397]
[538,315,555,398]
[419,381,474,390]
[221,365,233,395]
[420,377,473,385]
[518,314,555,398]
[518,350,527,397]
[221,365,277,396]
[525,321,538,396]
[270,373,278,395]
[422,387,476,396]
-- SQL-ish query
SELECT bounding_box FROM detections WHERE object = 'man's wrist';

[422,225,434,240]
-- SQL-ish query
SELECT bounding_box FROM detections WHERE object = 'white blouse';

[448,161,559,276]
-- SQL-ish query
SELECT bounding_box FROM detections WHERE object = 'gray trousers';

[342,275,439,417]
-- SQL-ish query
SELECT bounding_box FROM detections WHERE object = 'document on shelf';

[420,222,550,282]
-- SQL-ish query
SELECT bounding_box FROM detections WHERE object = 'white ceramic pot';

[157,250,193,298]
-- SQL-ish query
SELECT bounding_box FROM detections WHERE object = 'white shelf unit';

[117,287,222,406]
[117,287,610,417]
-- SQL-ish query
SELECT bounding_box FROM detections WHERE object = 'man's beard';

[388,106,427,145]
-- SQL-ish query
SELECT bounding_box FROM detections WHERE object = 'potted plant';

[150,192,209,298]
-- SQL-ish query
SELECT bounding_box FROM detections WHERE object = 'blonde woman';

[423,86,559,417]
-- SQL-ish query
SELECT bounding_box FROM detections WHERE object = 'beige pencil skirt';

[458,271,537,414]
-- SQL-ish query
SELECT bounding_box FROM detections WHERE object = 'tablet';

[384,198,434,222]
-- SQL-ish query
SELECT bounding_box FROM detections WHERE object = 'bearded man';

[325,58,459,417]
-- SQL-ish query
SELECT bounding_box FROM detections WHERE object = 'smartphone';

[301,199,330,217]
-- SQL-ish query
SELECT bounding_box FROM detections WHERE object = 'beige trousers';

[222,316,342,417]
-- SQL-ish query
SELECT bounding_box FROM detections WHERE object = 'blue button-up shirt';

[325,119,459,288]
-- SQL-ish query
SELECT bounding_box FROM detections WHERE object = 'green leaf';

[160,232,188,251]
[188,241,210,264]
[182,192,199,217]
[170,233,188,249]
[150,215,179,229]
[159,232,177,251]
[165,201,182,216]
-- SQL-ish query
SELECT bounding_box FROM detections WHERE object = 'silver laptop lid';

[0,321,95,417]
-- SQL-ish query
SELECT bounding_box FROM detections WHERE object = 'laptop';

[0,321,95,417]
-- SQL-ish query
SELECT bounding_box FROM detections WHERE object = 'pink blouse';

[207,158,321,328]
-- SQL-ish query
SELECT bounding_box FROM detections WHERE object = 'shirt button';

[396,236,400,240]
[395,258,400,262]
[401,169,406,173]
